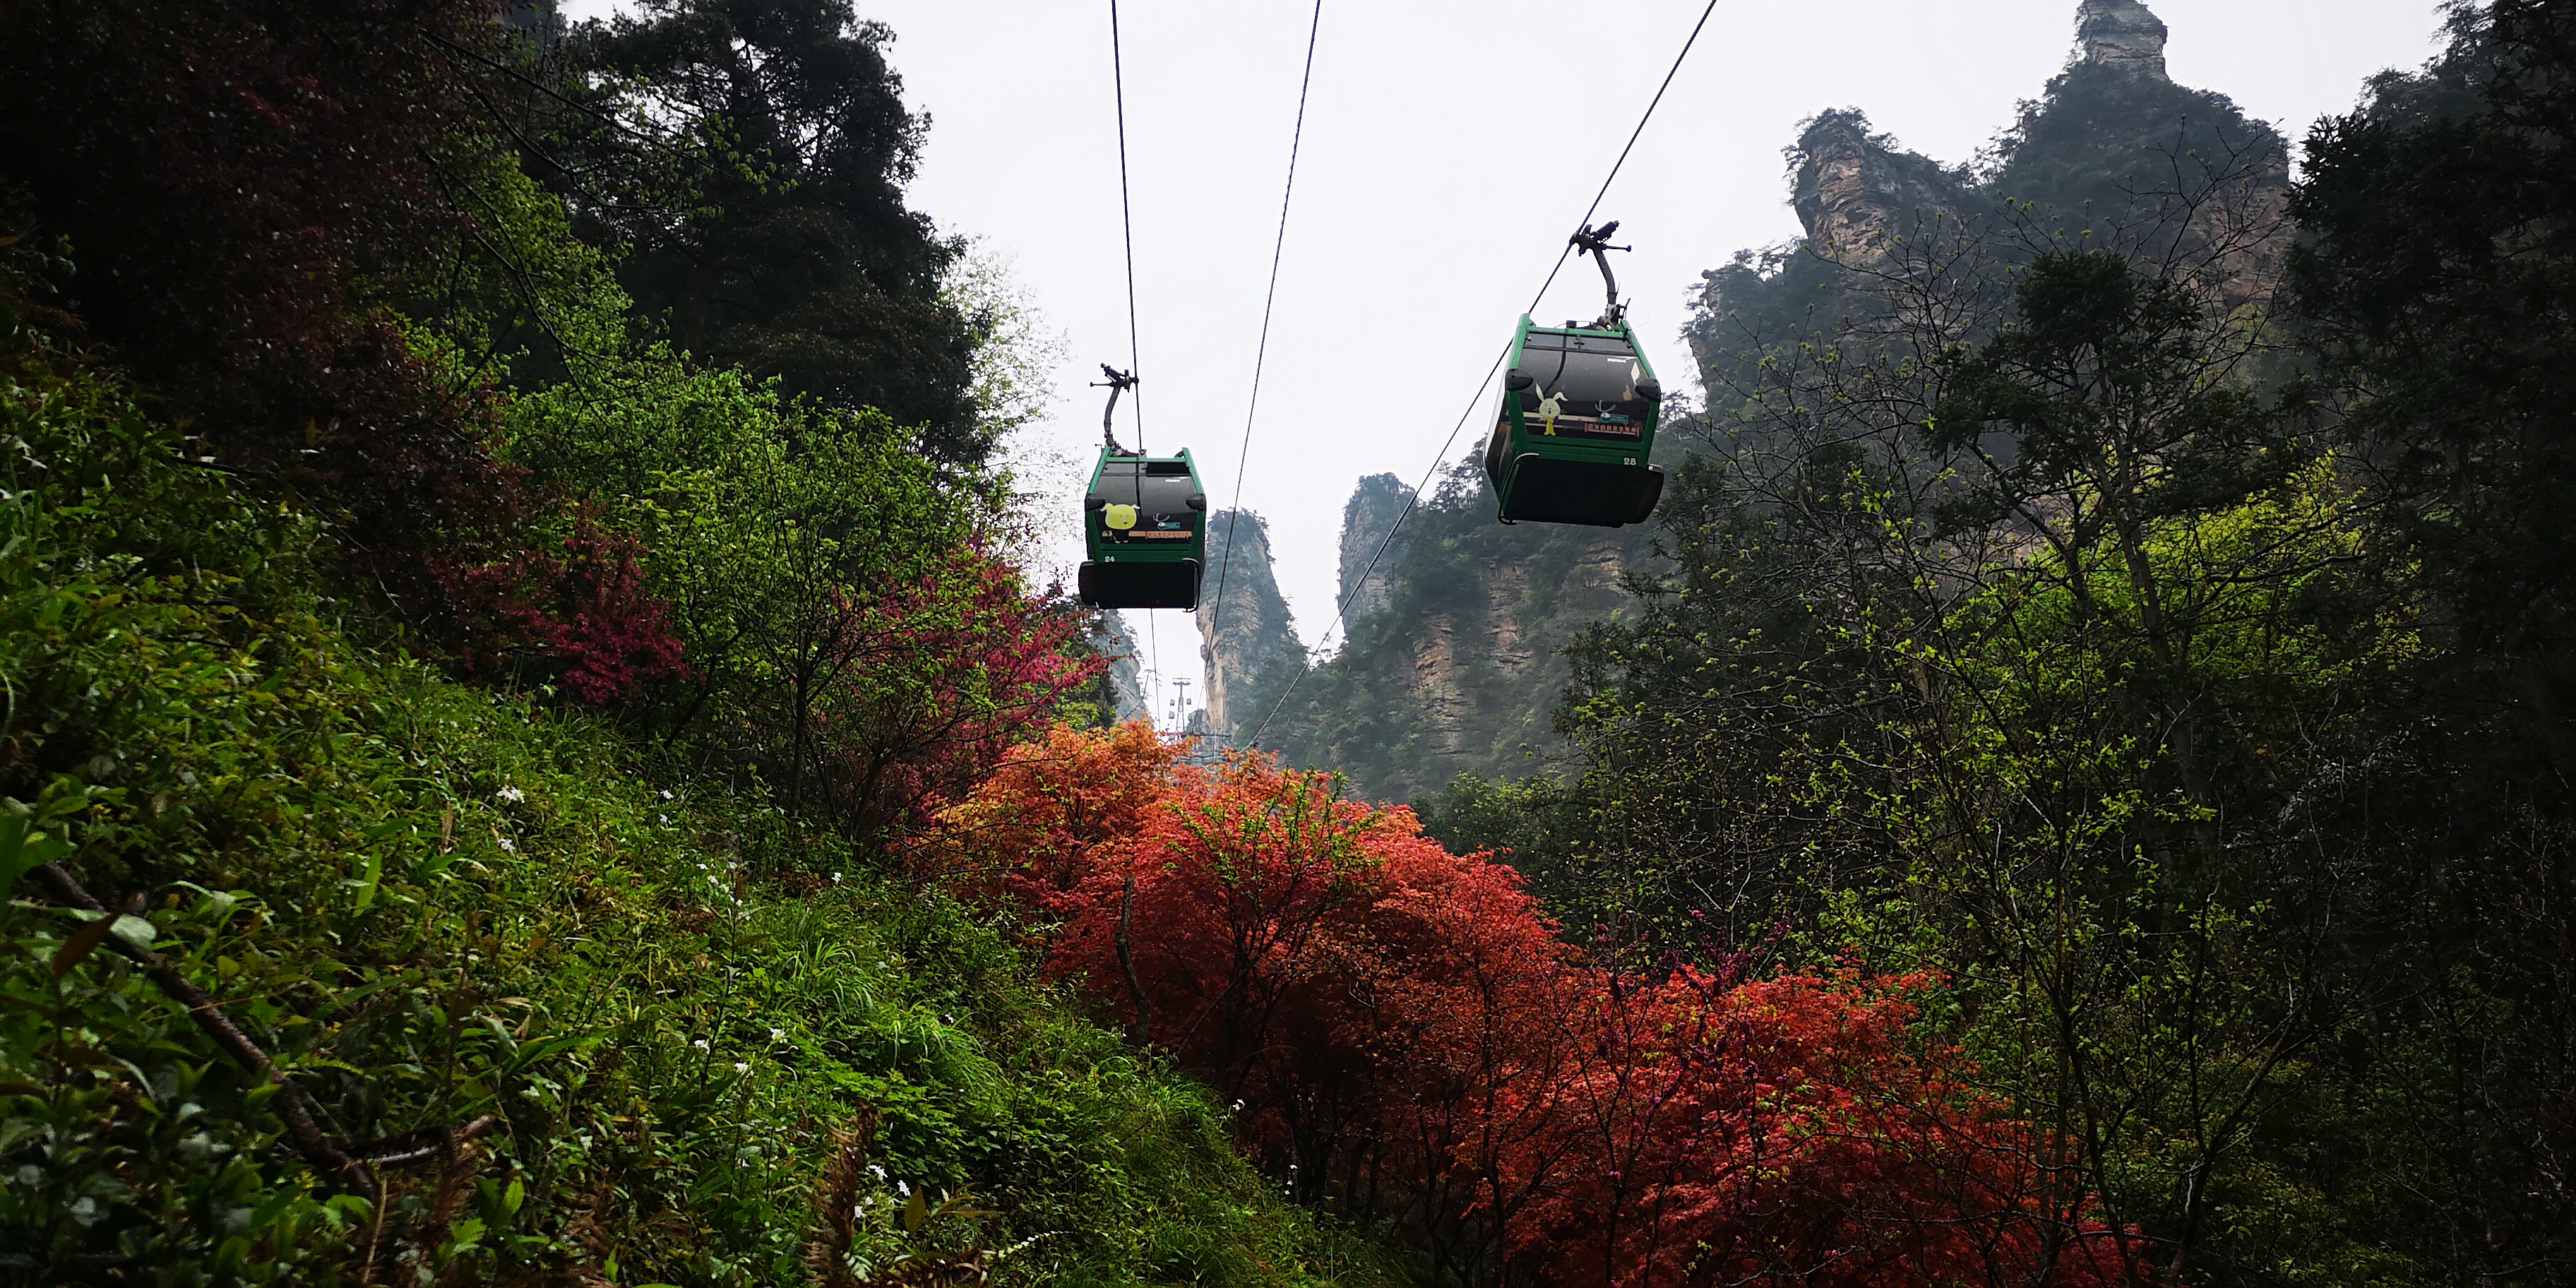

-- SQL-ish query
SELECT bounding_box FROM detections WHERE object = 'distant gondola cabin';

[1481,316,1664,526]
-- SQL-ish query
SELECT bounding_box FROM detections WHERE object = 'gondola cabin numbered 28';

[1077,447,1208,611]
[1481,315,1664,526]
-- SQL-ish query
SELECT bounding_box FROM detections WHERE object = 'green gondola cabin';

[1077,447,1207,610]
[1481,314,1664,526]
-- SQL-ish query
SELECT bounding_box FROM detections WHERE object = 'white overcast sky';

[560,0,2450,722]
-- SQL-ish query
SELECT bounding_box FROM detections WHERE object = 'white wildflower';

[733,1061,749,1074]
[659,789,674,801]
[896,1179,911,1198]
[769,1027,785,1042]
[496,836,516,854]
[495,786,525,804]
[692,1038,710,1051]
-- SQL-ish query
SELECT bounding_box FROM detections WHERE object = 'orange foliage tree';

[923,725,2140,1287]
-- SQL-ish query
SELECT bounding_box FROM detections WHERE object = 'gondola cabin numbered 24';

[1481,315,1665,526]
[1077,447,1208,611]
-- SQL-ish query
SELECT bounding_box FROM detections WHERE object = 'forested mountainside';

[1691,0,2287,394]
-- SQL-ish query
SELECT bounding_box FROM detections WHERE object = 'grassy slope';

[0,333,1385,1284]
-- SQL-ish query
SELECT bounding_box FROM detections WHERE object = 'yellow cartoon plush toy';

[1533,388,1568,435]
[1104,503,1139,531]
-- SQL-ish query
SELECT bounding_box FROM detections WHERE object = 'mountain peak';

[2077,0,2169,79]
[1197,509,1304,737]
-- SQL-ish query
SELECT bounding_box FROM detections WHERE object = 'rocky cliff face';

[1247,466,1657,802]
[2077,0,2170,77]
[1698,0,2289,391]
[1372,523,1632,787]
[1195,510,1305,738]
[1789,110,1966,269]
[1085,611,1151,724]
[1337,474,1413,624]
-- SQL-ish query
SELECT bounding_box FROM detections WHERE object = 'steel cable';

[1207,0,1328,661]
[1104,0,1163,708]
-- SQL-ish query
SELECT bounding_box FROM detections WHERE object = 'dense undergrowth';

[0,325,1383,1284]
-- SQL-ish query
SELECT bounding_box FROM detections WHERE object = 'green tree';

[2280,0,2576,1275]
[556,0,986,464]
[502,350,1096,849]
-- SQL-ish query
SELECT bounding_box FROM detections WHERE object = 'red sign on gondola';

[1524,412,1645,441]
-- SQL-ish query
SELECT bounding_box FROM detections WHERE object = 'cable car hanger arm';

[1571,220,1631,328]
[1093,364,1139,452]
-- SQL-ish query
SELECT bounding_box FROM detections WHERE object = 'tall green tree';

[555,0,985,464]
[2282,0,2576,1276]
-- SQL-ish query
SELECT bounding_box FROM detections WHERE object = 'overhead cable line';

[1246,0,1726,749]
[1105,0,1162,710]
[1107,0,1148,452]
[1208,0,1328,645]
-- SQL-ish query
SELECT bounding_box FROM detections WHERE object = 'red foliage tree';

[923,721,1183,911]
[926,729,2146,1287]
[1494,970,2131,1287]
[436,514,689,703]
[784,550,1106,842]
